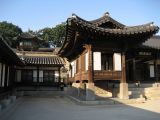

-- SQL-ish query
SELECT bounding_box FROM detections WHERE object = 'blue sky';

[0,0,160,34]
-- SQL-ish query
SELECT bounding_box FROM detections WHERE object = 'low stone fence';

[0,91,17,112]
[66,83,95,101]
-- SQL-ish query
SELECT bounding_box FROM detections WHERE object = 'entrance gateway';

[58,12,159,100]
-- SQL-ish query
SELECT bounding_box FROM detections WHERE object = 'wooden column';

[121,52,126,83]
[120,52,129,99]
[133,58,136,82]
[154,59,158,82]
[88,45,93,83]
[58,67,61,83]
[37,66,39,83]
[4,65,8,88]
[85,45,95,100]
[79,56,82,82]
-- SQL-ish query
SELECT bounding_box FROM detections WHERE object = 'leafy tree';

[37,27,54,42]
[44,33,49,41]
[36,22,66,47]
[52,22,66,47]
[27,29,37,35]
[0,21,22,47]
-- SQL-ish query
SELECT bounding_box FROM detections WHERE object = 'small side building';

[15,51,64,87]
[14,33,65,90]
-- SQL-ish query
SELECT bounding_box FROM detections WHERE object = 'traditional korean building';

[15,51,64,88]
[14,33,64,89]
[126,36,160,83]
[58,12,159,100]
[0,37,24,96]
[0,32,65,99]
[16,33,49,51]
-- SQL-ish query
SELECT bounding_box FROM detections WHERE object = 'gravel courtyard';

[1,96,160,120]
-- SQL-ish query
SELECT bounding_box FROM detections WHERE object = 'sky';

[0,0,160,34]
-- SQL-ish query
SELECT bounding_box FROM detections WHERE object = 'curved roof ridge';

[89,12,125,28]
[70,16,159,33]
[71,13,92,24]
[20,32,36,38]
[71,13,125,29]
[18,32,43,41]
[22,55,64,65]
[124,22,155,29]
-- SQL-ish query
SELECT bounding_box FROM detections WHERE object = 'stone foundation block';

[119,83,129,100]
[9,96,16,103]
[85,83,95,101]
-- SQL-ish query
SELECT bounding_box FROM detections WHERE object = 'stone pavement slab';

[1,96,160,120]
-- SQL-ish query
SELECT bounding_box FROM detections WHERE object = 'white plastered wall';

[85,52,88,71]
[93,52,101,70]
[113,53,122,71]
[39,70,43,82]
[2,64,5,87]
[149,65,155,77]
[55,71,59,82]
[71,60,76,77]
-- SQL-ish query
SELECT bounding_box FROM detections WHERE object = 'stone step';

[17,90,65,97]
[17,86,59,91]
[130,90,144,95]
[114,83,155,88]
[129,88,145,91]
[129,94,143,99]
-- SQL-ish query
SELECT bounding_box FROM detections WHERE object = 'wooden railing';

[74,71,88,81]
[69,70,121,82]
[94,70,121,80]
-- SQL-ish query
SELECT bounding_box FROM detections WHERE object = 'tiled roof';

[69,14,158,35]
[143,36,160,49]
[89,12,125,28]
[19,33,37,39]
[58,12,159,61]
[18,33,42,41]
[22,56,64,65]
[0,37,24,65]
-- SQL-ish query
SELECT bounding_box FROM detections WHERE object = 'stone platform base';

[119,83,129,100]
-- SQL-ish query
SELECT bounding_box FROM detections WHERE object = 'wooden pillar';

[154,59,158,82]
[4,65,8,88]
[119,52,129,99]
[88,45,93,83]
[37,66,39,83]
[79,56,82,82]
[85,45,95,100]
[58,67,61,83]
[121,52,127,83]
[133,58,136,82]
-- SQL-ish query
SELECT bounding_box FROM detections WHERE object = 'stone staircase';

[128,83,160,100]
[94,83,160,100]
[94,86,112,99]
[16,86,65,97]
